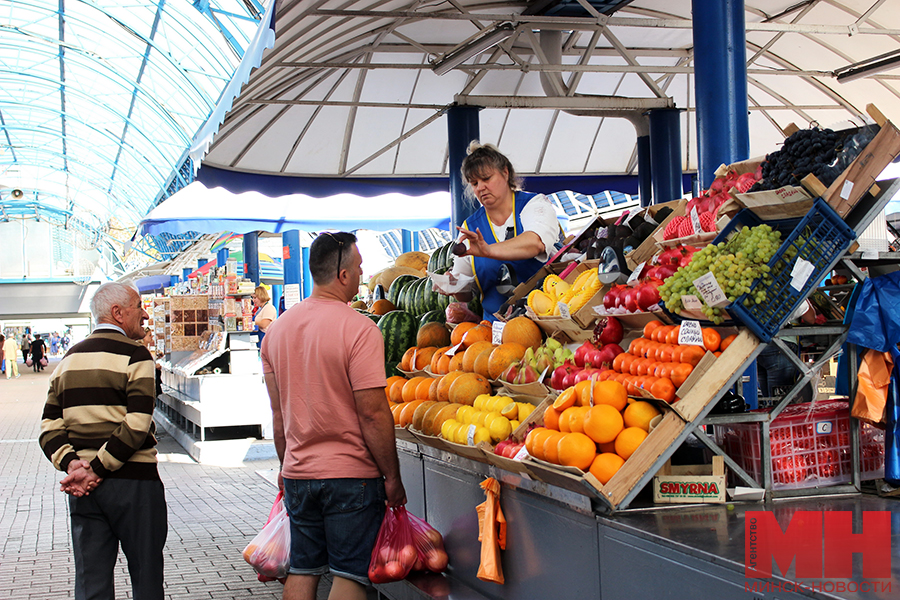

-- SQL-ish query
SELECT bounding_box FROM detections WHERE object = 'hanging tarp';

[137,182,452,236]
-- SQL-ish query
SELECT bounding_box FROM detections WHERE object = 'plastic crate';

[713,199,855,342]
[716,400,884,491]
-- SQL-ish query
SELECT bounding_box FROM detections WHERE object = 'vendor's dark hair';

[460,141,521,202]
[309,231,357,285]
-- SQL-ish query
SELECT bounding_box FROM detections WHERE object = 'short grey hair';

[91,282,139,321]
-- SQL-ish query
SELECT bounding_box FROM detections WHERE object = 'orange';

[590,380,628,411]
[582,404,624,444]
[450,322,477,347]
[665,325,681,345]
[400,347,418,371]
[629,357,647,376]
[597,440,617,454]
[645,341,661,361]
[487,342,527,380]
[524,427,547,456]
[650,377,676,403]
[615,427,648,460]
[415,377,434,400]
[702,328,721,352]
[680,345,706,367]
[558,432,597,471]
[670,345,684,364]
[652,326,672,343]
[388,378,406,403]
[612,352,628,373]
[473,348,493,378]
[574,380,593,406]
[720,334,737,351]
[402,376,428,403]
[437,371,465,403]
[671,363,693,387]
[552,387,578,411]
[448,352,465,373]
[637,359,656,376]
[618,353,636,374]
[526,427,553,460]
[589,452,625,484]
[542,431,567,464]
[462,341,494,372]
[598,369,616,381]
[657,344,675,363]
[414,347,438,371]
[628,338,642,356]
[448,372,491,405]
[623,401,662,432]
[460,324,491,349]
[643,320,664,339]
[563,406,588,434]
[543,405,562,431]
[399,400,424,427]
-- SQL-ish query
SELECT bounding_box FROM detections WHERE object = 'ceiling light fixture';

[432,23,515,76]
[835,49,900,83]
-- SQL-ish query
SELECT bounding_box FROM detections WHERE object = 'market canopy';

[137,181,452,236]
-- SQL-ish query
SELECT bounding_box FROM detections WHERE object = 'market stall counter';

[156,330,272,464]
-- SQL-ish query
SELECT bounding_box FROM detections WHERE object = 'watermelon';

[397,278,416,312]
[419,310,446,328]
[387,274,418,306]
[354,308,380,324]
[385,362,403,378]
[429,241,454,274]
[377,310,417,364]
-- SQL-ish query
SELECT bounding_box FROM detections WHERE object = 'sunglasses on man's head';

[322,232,345,279]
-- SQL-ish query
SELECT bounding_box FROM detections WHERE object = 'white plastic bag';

[242,492,290,580]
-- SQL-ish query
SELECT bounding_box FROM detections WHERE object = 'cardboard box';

[653,456,726,504]
[626,199,687,270]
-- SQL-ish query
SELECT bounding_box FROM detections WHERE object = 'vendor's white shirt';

[254,302,277,332]
[450,193,560,279]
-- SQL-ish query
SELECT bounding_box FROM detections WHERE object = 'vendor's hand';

[455,226,492,259]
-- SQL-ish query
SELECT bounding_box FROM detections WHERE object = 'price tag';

[678,320,705,346]
[790,258,815,292]
[862,249,879,260]
[492,321,505,345]
[513,445,530,461]
[690,207,703,235]
[693,272,730,308]
[627,262,645,285]
[445,341,463,356]
[466,425,477,446]
[840,180,854,200]
[558,302,571,319]
[682,294,703,310]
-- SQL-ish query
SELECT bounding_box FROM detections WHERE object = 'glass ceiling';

[0,0,264,243]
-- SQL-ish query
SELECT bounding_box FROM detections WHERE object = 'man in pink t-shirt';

[261,232,405,600]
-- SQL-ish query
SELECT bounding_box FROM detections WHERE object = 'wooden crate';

[824,105,900,218]
[652,456,727,505]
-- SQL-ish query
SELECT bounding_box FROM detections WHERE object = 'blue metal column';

[301,247,313,298]
[447,106,481,232]
[692,0,750,188]
[243,231,260,286]
[648,109,683,203]
[271,285,283,315]
[413,234,420,251]
[637,135,652,207]
[197,258,208,269]
[216,248,229,273]
[282,231,302,287]
[401,230,412,253]
[182,268,191,281]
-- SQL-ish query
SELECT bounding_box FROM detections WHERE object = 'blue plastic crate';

[720,199,855,342]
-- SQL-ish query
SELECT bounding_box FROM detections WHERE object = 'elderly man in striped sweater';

[39,281,166,600]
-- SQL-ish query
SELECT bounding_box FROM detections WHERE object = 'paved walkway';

[0,357,343,600]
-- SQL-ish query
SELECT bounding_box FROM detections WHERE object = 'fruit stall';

[360,105,900,598]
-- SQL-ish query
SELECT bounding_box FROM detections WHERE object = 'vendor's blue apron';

[465,191,545,322]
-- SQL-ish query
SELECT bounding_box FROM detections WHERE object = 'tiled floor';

[0,357,345,600]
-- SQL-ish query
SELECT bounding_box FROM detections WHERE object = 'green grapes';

[659,224,782,324]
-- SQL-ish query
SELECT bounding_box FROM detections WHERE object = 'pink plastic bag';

[368,506,418,583]
[242,491,290,581]
[408,511,449,573]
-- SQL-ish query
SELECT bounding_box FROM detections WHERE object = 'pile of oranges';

[525,380,661,485]
[587,320,736,404]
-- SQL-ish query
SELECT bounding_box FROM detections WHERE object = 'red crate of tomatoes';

[716,400,884,491]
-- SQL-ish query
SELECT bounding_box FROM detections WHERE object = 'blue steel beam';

[58,0,67,189]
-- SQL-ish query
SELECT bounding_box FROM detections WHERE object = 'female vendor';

[441,142,563,321]
[252,285,278,333]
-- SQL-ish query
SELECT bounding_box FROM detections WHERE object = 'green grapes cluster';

[659,225,783,324]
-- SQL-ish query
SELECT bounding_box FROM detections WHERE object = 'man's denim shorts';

[282,477,386,585]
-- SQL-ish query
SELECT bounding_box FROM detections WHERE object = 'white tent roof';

[194,0,900,184]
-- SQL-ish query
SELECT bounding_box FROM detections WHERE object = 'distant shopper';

[30,334,46,372]
[261,232,405,600]
[1,333,4,374]
[252,285,278,333]
[39,281,166,600]
[4,335,19,379]
[22,334,30,364]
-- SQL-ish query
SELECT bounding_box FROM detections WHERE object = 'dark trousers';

[69,478,167,600]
